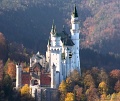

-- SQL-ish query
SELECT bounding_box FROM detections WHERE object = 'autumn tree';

[6,61,16,79]
[70,70,81,82]
[74,85,85,101]
[110,69,120,81]
[98,81,108,95]
[66,70,82,92]
[110,69,120,93]
[65,92,75,101]
[91,67,100,86]
[83,73,95,89]
[66,77,74,92]
[114,81,120,93]
[110,93,117,101]
[20,84,30,95]
[59,80,67,101]
[20,84,34,101]
[86,86,99,101]
[98,69,109,84]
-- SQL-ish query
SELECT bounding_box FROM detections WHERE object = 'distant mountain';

[0,0,119,55]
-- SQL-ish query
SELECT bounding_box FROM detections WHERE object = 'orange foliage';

[110,69,120,80]
[22,67,29,72]
[0,32,6,45]
[114,81,120,93]
[7,61,16,79]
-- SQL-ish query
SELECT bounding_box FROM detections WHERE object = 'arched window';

[34,80,38,85]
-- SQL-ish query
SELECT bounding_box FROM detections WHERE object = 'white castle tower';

[45,5,81,88]
[70,5,80,72]
[50,24,63,87]
[51,64,56,88]
[16,64,22,89]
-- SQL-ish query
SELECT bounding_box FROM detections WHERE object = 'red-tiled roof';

[40,73,51,86]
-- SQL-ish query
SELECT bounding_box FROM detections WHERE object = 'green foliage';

[3,74,12,96]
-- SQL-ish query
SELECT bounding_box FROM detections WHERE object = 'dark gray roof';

[62,38,74,46]
[32,73,39,79]
[32,62,42,70]
[72,5,78,17]
[53,32,61,37]
[59,30,74,46]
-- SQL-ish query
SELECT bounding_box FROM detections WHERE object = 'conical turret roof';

[72,5,78,17]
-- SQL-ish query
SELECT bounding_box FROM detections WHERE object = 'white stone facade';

[46,6,81,88]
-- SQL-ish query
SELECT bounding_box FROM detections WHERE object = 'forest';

[59,68,120,101]
[0,0,119,54]
[1,58,120,101]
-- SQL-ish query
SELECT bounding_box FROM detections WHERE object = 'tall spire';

[72,4,78,17]
[54,25,57,33]
[51,20,55,34]
[47,38,51,46]
[63,25,65,31]
[52,19,54,29]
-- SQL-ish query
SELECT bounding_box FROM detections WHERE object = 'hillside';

[0,0,120,55]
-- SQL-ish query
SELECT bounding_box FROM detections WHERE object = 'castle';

[16,5,81,98]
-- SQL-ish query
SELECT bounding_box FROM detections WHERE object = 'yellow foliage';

[66,77,72,84]
[20,84,30,95]
[65,93,74,101]
[99,81,108,94]
[99,81,107,88]
[117,92,120,96]
[59,80,66,93]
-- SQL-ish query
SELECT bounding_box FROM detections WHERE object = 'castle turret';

[46,38,51,63]
[70,5,80,72]
[51,64,56,88]
[16,64,22,89]
[50,24,63,87]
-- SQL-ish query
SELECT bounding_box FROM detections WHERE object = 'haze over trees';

[0,0,119,54]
